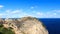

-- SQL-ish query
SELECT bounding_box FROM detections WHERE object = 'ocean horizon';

[39,18,60,34]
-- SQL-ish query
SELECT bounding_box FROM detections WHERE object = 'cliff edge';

[0,17,49,34]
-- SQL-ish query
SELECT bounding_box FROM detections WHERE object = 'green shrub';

[0,24,3,27]
[0,24,15,34]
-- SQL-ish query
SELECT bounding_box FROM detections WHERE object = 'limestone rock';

[0,18,4,24]
[3,17,48,34]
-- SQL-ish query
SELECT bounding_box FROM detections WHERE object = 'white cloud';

[0,14,3,17]
[0,5,4,8]
[0,9,20,18]
[53,10,60,13]
[0,13,7,18]
[6,10,11,13]
[5,9,22,14]
[30,6,34,9]
[11,10,21,14]
[32,11,36,13]
[36,12,44,16]
[0,9,60,18]
[33,10,60,18]
[53,13,57,15]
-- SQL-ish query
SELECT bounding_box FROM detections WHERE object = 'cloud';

[0,9,21,18]
[6,10,11,13]
[0,14,3,17]
[30,6,38,9]
[53,13,57,15]
[52,10,60,13]
[0,9,60,18]
[0,13,7,18]
[11,10,20,14]
[36,12,43,16]
[0,5,4,9]
[5,9,22,14]
[34,10,60,18]
[30,6,34,9]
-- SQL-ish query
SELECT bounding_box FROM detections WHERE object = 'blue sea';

[39,18,60,34]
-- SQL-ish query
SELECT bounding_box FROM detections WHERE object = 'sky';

[0,0,60,18]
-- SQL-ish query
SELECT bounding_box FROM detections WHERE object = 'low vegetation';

[0,24,15,34]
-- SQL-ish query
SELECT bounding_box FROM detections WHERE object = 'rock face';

[2,17,48,34]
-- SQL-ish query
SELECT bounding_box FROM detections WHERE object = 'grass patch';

[0,24,15,34]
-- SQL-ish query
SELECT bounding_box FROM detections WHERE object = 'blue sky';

[0,0,60,18]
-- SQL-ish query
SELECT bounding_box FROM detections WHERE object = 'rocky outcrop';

[0,18,5,24]
[0,17,49,34]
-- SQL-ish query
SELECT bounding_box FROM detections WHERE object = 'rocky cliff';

[0,17,49,34]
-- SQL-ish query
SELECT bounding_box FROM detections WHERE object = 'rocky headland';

[0,17,48,34]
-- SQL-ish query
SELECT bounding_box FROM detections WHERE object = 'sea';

[39,18,60,34]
